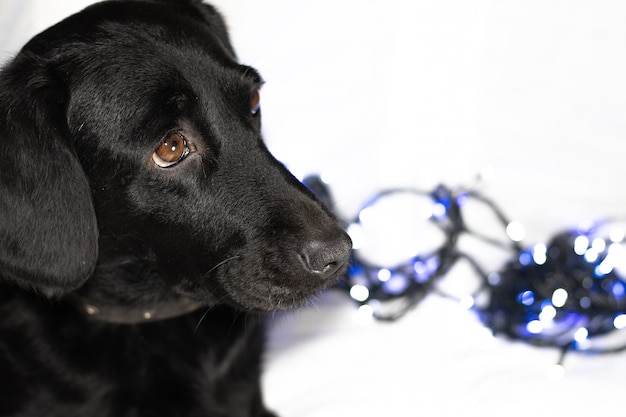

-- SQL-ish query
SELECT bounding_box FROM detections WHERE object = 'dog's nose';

[299,231,352,278]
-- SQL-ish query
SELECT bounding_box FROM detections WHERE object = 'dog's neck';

[69,294,204,324]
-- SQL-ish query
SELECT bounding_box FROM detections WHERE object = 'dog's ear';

[132,1,237,58]
[0,53,98,297]
[191,2,237,57]
[151,0,237,57]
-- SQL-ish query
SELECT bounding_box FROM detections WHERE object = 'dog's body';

[0,1,351,416]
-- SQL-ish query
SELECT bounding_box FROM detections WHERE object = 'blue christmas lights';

[483,223,626,357]
[340,184,462,320]
[302,174,626,358]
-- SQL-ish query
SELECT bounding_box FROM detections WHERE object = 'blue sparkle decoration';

[347,186,461,320]
[302,175,463,320]
[302,174,516,320]
[302,174,626,357]
[482,226,626,356]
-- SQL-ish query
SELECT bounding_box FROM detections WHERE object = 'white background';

[2,1,626,416]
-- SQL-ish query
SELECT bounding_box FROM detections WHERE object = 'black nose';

[299,231,352,278]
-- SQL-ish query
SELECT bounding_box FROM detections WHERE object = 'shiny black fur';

[0,1,351,415]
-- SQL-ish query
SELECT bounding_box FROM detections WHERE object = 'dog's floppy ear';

[150,0,237,57]
[0,53,98,297]
[190,2,237,57]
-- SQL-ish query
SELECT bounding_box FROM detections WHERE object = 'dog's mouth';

[214,246,351,312]
[219,277,321,312]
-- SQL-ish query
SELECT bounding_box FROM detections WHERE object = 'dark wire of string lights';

[302,175,626,362]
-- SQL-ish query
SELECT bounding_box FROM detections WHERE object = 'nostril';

[299,233,352,278]
[300,242,339,276]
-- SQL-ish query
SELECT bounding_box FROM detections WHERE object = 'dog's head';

[0,0,351,319]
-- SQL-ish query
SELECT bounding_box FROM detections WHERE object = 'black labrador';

[0,1,351,415]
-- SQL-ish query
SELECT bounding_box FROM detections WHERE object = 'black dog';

[0,1,351,415]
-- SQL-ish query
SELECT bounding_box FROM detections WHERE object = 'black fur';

[0,1,351,415]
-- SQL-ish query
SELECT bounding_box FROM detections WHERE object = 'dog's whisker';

[196,255,241,288]
[193,307,213,334]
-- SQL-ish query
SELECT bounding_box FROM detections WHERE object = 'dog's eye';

[152,131,190,168]
[250,89,260,116]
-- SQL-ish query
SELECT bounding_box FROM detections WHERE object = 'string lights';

[302,175,626,360]
[484,222,626,359]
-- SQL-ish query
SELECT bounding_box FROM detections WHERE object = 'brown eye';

[152,131,189,168]
[250,89,260,115]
